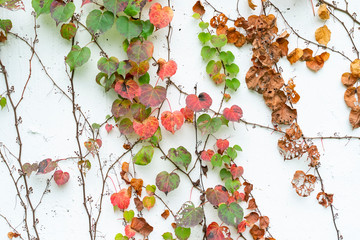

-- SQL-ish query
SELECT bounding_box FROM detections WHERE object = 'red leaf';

[157,58,177,80]
[149,2,174,29]
[110,188,131,210]
[230,164,244,179]
[201,149,214,161]
[125,225,136,238]
[37,158,57,174]
[81,0,92,7]
[105,123,113,133]
[114,80,141,101]
[54,170,70,186]
[161,110,184,134]
[206,185,229,206]
[206,222,232,240]
[139,84,167,107]
[186,92,212,112]
[237,220,249,233]
[216,139,229,154]
[133,116,159,139]
[223,105,243,122]
[180,107,194,122]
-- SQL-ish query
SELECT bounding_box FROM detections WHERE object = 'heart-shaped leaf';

[143,196,156,210]
[175,227,191,240]
[225,78,240,91]
[139,84,166,107]
[175,201,204,228]
[22,162,39,177]
[32,0,52,17]
[50,1,75,26]
[180,107,194,123]
[220,51,235,65]
[128,60,149,79]
[198,32,211,44]
[201,46,216,61]
[66,45,91,72]
[114,80,141,101]
[98,56,119,76]
[133,116,159,140]
[185,92,212,112]
[156,171,180,195]
[86,10,114,35]
[103,0,128,16]
[218,202,244,227]
[112,99,131,118]
[37,158,57,174]
[206,60,222,77]
[116,16,142,39]
[211,153,222,167]
[133,145,154,165]
[157,58,177,80]
[125,224,136,238]
[161,110,184,134]
[206,185,229,206]
[197,114,222,135]
[206,222,231,240]
[111,188,131,210]
[225,178,241,194]
[54,170,70,186]
[124,0,147,17]
[118,118,134,135]
[210,34,227,48]
[149,2,174,29]
[131,103,151,122]
[60,23,77,40]
[127,40,154,64]
[223,105,243,122]
[230,164,244,179]
[130,217,153,237]
[216,139,229,154]
[200,149,214,161]
[168,146,191,170]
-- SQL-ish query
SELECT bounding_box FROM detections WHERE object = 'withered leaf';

[344,86,360,110]
[285,79,300,104]
[130,217,153,237]
[307,145,320,167]
[300,48,313,61]
[291,170,316,197]
[244,212,259,227]
[263,89,287,111]
[272,104,297,125]
[130,178,143,196]
[216,24,228,35]
[161,209,170,219]
[318,4,330,20]
[341,72,358,87]
[247,198,257,210]
[349,108,360,128]
[250,225,265,240]
[315,25,331,46]
[192,1,205,15]
[259,216,270,229]
[350,59,360,78]
[287,48,303,64]
[134,197,144,212]
[316,192,334,208]
[248,0,257,10]
[278,137,307,160]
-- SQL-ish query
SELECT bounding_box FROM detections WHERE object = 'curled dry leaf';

[278,137,306,160]
[216,24,228,36]
[306,52,330,72]
[247,198,257,210]
[349,109,360,128]
[244,212,259,227]
[301,48,313,61]
[307,145,320,167]
[161,209,170,219]
[341,72,358,87]
[130,217,153,237]
[315,25,331,46]
[287,48,303,64]
[316,192,334,208]
[130,178,143,196]
[250,225,265,240]
[350,59,360,78]
[271,104,297,125]
[263,89,287,111]
[285,79,300,104]
[291,170,316,197]
[248,0,257,10]
[193,1,205,15]
[285,123,302,140]
[134,197,144,212]
[259,216,269,229]
[344,86,360,110]
[318,4,330,20]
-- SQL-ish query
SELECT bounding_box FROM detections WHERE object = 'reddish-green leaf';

[216,139,229,154]
[149,2,174,29]
[143,196,155,210]
[175,201,204,228]
[133,116,159,140]
[50,1,75,26]
[200,149,214,161]
[167,146,191,170]
[103,0,128,16]
[112,99,131,118]
[139,84,166,107]
[161,110,184,134]
[118,118,134,135]
[127,40,154,64]
[218,202,244,227]
[197,114,222,135]
[98,56,119,76]
[128,60,149,79]
[180,107,194,123]
[114,80,141,101]
[22,162,39,177]
[125,225,136,238]
[37,158,57,174]
[156,171,180,195]
[133,145,154,165]
[206,222,232,240]
[186,93,212,112]
[157,58,177,80]
[54,170,70,186]
[60,23,77,40]
[110,188,131,210]
[223,105,243,122]
[131,103,151,122]
[230,164,244,179]
[206,185,229,206]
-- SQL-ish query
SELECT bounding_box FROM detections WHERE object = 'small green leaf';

[197,114,222,135]
[115,233,129,240]
[149,126,162,147]
[117,61,128,78]
[133,145,154,165]
[201,46,216,61]
[217,202,244,227]
[211,153,222,168]
[162,232,175,240]
[66,45,91,72]
[192,13,200,19]
[227,147,237,160]
[103,0,128,16]
[225,63,239,75]
[140,20,154,40]
[60,23,77,40]
[220,51,235,65]
[199,21,209,30]
[210,34,227,48]
[225,78,240,91]
[233,144,242,151]
[175,227,191,240]
[198,32,211,44]
[97,57,119,76]
[221,155,231,164]
[225,178,241,194]
[50,1,75,26]
[143,196,156,210]
[156,171,180,195]
[123,210,134,222]
[92,123,100,129]
[116,16,142,39]
[206,60,222,77]
[86,10,114,35]
[146,184,156,195]
[220,168,232,181]
[0,19,12,34]
[168,146,192,170]
[0,97,6,109]
[32,0,52,17]
[124,0,144,17]
[138,72,150,85]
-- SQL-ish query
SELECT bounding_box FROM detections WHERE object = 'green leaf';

[138,72,150,85]
[211,153,222,168]
[123,210,134,222]
[60,23,77,40]
[210,34,227,48]
[115,233,129,240]
[234,144,242,151]
[0,19,12,33]
[97,57,119,76]
[225,63,239,75]
[175,227,191,240]
[116,16,142,39]
[206,60,222,77]
[143,196,156,210]
[168,146,192,170]
[50,1,75,26]
[198,32,211,44]
[123,39,129,52]
[221,155,231,164]
[220,51,235,65]
[199,21,209,30]
[32,0,52,17]
[149,126,162,147]
[0,97,6,109]
[66,45,91,72]
[117,61,128,78]
[201,46,216,61]
[225,78,240,91]
[156,171,180,195]
[175,201,204,228]
[105,74,116,92]
[133,145,154,165]
[140,20,154,40]
[217,202,244,227]
[227,147,237,160]
[220,168,232,181]
[86,10,114,35]
[225,178,241,194]
[197,114,222,135]
[146,184,156,195]
[162,232,175,240]
[103,0,128,16]
[92,123,100,129]
[192,13,200,19]
[131,103,151,122]
[124,0,146,16]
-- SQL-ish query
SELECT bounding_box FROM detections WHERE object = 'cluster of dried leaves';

[343,59,360,128]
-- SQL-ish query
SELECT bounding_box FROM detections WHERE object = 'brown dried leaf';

[130,178,143,196]
[247,198,257,210]
[349,108,360,128]
[216,24,228,35]
[250,225,265,240]
[341,72,358,87]
[244,212,259,227]
[350,59,360,78]
[243,182,253,202]
[285,79,300,104]
[291,170,316,197]
[285,123,302,140]
[8,232,21,239]
[344,86,360,110]
[318,4,330,20]
[306,55,324,72]
[316,192,334,208]
[226,27,239,43]
[272,104,297,125]
[263,89,287,111]
[307,145,320,167]
[287,48,303,64]
[122,162,129,172]
[192,1,205,15]
[320,52,330,62]
[315,25,331,46]
[210,16,218,28]
[130,217,153,237]
[276,38,289,57]
[161,209,170,219]
[134,197,144,212]
[259,216,270,229]
[300,48,313,61]
[217,13,228,25]
[248,0,257,10]
[278,137,307,160]
[234,33,246,47]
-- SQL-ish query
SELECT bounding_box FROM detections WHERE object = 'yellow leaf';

[318,4,330,20]
[350,59,360,78]
[287,48,303,64]
[315,25,331,46]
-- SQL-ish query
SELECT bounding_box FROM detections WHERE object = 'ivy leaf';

[216,139,229,154]
[197,114,222,135]
[223,105,243,122]
[198,32,211,44]
[157,58,177,80]
[124,0,147,17]
[131,103,151,122]
[60,23,77,40]
[201,149,214,161]
[1,0,25,11]
[114,80,141,101]
[175,201,204,228]
[103,0,128,16]
[161,111,184,134]
[167,146,191,170]
[133,145,154,165]
[143,196,156,210]
[118,118,134,135]
[50,1,75,26]
[225,178,241,194]
[218,202,244,227]
[206,185,229,206]
[225,63,239,75]
[220,51,235,65]
[86,10,114,35]
[116,16,142,39]
[211,153,222,167]
[206,222,231,240]
[0,96,6,109]
[32,0,52,16]
[175,227,191,240]
[139,84,167,107]
[128,60,149,79]
[225,78,240,91]
[37,158,57,174]
[124,210,135,222]
[111,188,131,210]
[125,225,136,238]
[199,21,209,30]
[201,46,216,61]
[210,34,227,48]
[149,2,174,29]
[112,99,131,118]
[139,72,150,85]
[141,20,154,40]
[133,116,159,140]
[185,92,212,112]
[54,170,70,186]
[156,171,180,195]
[97,56,119,76]
[22,162,39,177]
[66,45,91,72]
[220,168,232,181]
[130,217,153,237]
[162,232,175,240]
[115,233,129,240]
[127,40,154,64]
[230,164,244,179]
[206,60,222,77]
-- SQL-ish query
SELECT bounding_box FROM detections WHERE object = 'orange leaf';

[110,188,131,210]
[130,178,143,196]
[161,209,170,219]
[192,1,205,15]
[248,0,257,10]
[341,72,358,87]
[287,48,303,64]
[315,25,331,46]
[318,4,330,20]
[157,58,177,80]
[161,110,184,134]
[133,116,159,140]
[130,217,153,237]
[350,59,360,78]
[149,3,174,29]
